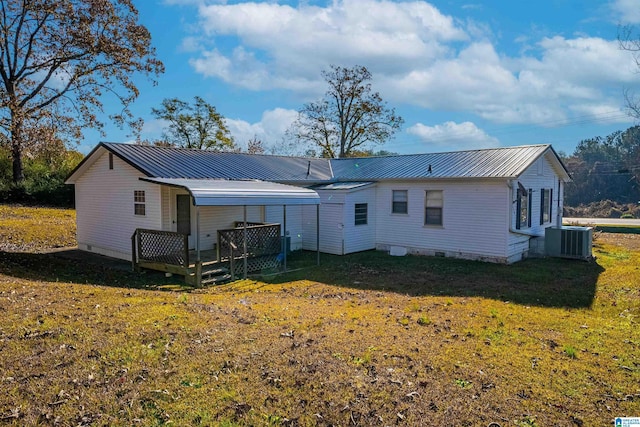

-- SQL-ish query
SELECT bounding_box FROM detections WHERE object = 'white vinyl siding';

[303,202,343,254]
[343,186,376,253]
[507,153,564,260]
[196,205,263,251]
[74,150,162,260]
[161,187,171,230]
[160,187,264,250]
[301,185,376,255]
[375,181,509,259]
[265,205,304,251]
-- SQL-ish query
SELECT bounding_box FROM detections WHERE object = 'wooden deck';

[132,224,283,287]
[187,249,218,267]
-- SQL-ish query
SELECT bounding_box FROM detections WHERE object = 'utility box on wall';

[545,226,593,259]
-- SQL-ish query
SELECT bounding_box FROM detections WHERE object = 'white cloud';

[611,0,640,24]
[527,36,636,86]
[225,108,299,150]
[191,0,467,90]
[190,47,269,90]
[388,36,636,125]
[141,119,170,136]
[568,105,630,124]
[407,121,499,151]
[180,0,640,128]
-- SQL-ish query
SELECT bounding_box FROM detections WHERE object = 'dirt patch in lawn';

[597,231,640,250]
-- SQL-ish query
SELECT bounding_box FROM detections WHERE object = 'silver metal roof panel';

[67,142,568,185]
[105,143,334,181]
[329,144,558,180]
[141,178,320,206]
[310,181,375,191]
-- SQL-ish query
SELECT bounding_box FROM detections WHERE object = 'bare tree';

[246,135,265,154]
[0,0,164,184]
[151,96,235,151]
[289,65,403,158]
[619,25,640,119]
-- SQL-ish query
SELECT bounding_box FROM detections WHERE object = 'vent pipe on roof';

[306,160,311,178]
[428,164,432,174]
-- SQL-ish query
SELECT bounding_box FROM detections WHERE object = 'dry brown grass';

[0,205,75,252]
[0,205,639,426]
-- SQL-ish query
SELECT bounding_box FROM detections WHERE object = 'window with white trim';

[355,203,368,225]
[392,190,408,214]
[540,188,552,224]
[134,190,146,216]
[424,190,443,226]
[516,188,531,229]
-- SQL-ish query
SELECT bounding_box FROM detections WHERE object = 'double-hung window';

[134,190,146,216]
[540,188,553,224]
[424,190,443,226]
[355,203,368,225]
[392,190,408,214]
[516,187,531,229]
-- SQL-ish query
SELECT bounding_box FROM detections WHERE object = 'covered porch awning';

[140,177,320,206]
[140,177,321,279]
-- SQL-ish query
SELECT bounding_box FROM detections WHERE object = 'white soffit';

[141,178,320,206]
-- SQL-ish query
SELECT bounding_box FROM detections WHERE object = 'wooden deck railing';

[132,222,283,285]
[132,229,189,268]
[218,223,282,278]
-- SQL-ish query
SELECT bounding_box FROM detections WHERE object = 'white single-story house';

[65,142,571,281]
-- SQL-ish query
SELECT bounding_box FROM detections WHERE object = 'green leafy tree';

[151,96,235,151]
[564,126,640,205]
[289,65,403,158]
[0,0,164,185]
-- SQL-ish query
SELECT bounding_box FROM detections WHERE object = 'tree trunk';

[11,113,24,184]
[12,141,23,184]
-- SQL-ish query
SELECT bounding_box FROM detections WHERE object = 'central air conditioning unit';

[545,226,593,259]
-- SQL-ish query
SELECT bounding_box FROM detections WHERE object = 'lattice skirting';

[230,254,280,276]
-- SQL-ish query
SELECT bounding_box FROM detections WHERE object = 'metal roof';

[66,142,570,185]
[310,181,375,191]
[103,142,333,182]
[329,144,568,180]
[141,178,320,206]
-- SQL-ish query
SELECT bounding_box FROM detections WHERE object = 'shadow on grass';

[262,250,604,309]
[0,249,193,291]
[0,248,604,307]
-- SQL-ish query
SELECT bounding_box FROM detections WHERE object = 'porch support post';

[196,205,201,262]
[243,205,248,279]
[316,204,320,265]
[283,205,287,272]
[196,205,202,287]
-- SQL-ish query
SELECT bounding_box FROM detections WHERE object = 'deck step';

[202,267,229,276]
[200,266,232,285]
[201,274,232,285]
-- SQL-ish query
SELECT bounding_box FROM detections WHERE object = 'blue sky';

[86,0,640,157]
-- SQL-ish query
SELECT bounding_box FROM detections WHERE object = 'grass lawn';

[0,205,639,426]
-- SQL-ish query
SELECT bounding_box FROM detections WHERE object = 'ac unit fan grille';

[560,229,584,256]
